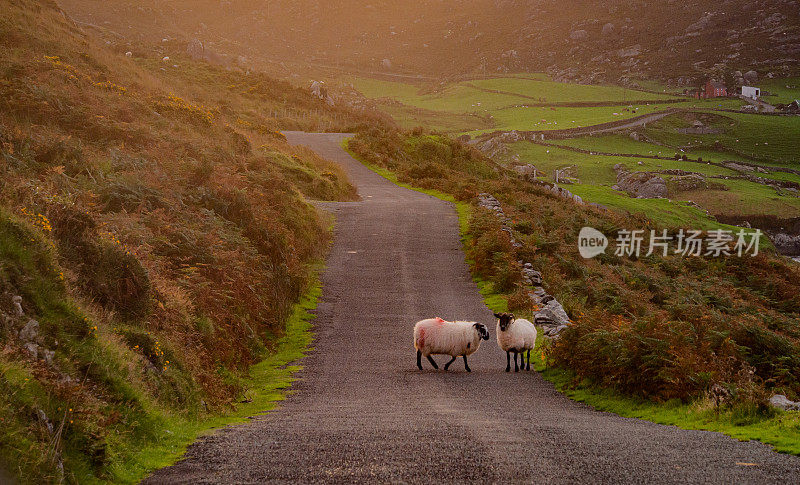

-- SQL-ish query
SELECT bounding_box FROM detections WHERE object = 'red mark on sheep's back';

[434,317,445,325]
[417,328,425,348]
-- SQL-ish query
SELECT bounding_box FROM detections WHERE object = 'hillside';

[0,0,372,482]
[58,0,800,85]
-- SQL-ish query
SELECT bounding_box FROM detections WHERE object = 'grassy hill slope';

[0,0,371,482]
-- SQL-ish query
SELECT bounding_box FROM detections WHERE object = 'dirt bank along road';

[145,132,800,483]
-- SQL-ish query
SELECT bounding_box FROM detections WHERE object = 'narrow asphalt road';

[145,132,800,484]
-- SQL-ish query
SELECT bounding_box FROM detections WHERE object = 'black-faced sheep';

[413,317,490,372]
[495,312,537,372]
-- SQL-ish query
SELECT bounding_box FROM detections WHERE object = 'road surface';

[145,132,800,483]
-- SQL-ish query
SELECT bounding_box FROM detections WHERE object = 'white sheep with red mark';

[413,317,490,372]
[494,312,537,372]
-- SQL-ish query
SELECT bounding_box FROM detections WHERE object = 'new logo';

[578,226,608,258]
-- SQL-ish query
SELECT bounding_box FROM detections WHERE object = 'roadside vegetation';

[0,0,375,482]
[348,126,800,450]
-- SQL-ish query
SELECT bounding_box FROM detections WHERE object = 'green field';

[760,77,800,105]
[642,111,800,164]
[465,77,678,103]
[345,74,747,134]
[508,139,800,221]
[346,73,800,225]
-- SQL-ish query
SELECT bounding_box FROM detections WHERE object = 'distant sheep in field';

[495,312,537,372]
[413,317,490,372]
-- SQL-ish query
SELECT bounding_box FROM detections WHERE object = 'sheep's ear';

[509,313,516,320]
[493,313,501,318]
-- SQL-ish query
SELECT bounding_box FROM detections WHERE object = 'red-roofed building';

[694,80,727,99]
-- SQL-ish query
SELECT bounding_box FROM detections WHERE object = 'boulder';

[744,70,758,83]
[19,319,39,342]
[535,298,571,327]
[769,233,800,256]
[615,167,668,198]
[381,58,392,69]
[513,164,539,180]
[12,295,23,317]
[477,137,508,158]
[24,342,39,359]
[601,23,615,36]
[769,394,800,411]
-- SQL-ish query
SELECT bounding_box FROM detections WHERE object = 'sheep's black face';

[473,323,490,340]
[494,312,515,332]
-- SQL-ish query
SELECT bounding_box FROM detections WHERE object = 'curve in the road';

[145,132,800,484]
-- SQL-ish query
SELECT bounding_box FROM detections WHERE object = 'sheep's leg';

[505,351,511,372]
[426,355,439,370]
[514,350,519,372]
[417,350,423,370]
[444,356,457,370]
[462,355,471,372]
[526,350,531,371]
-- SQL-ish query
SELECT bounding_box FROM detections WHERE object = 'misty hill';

[59,0,800,84]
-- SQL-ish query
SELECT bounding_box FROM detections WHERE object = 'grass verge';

[342,137,800,457]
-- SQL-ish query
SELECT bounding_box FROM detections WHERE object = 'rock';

[19,319,39,342]
[500,130,522,143]
[310,80,327,100]
[187,38,204,59]
[769,233,800,256]
[24,342,38,359]
[12,295,24,317]
[477,193,504,216]
[513,164,539,180]
[125,51,132,57]
[614,166,667,198]
[629,132,640,141]
[43,349,55,366]
[477,137,508,158]
[723,161,756,172]
[744,70,758,83]
[670,173,708,191]
[535,298,571,327]
[522,266,542,285]
[381,58,392,69]
[37,409,54,435]
[570,29,588,40]
[601,23,615,36]
[769,394,800,411]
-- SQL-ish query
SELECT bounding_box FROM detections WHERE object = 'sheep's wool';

[496,318,537,352]
[414,318,483,357]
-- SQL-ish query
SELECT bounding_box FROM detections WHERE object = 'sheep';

[413,317,490,372]
[494,312,537,372]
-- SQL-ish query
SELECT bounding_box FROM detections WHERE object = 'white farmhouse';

[741,86,761,99]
